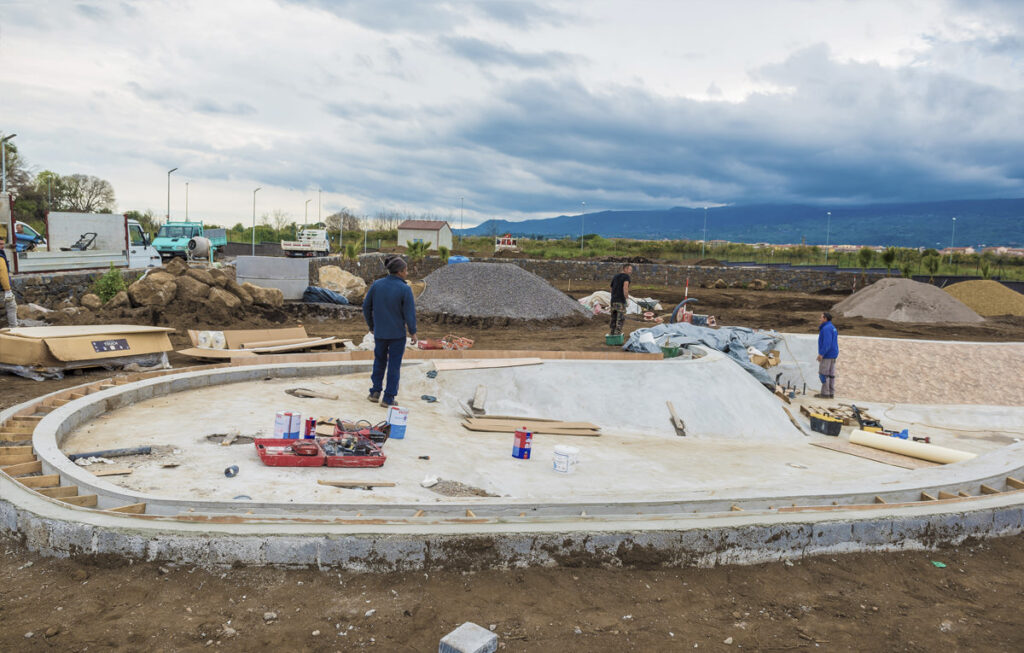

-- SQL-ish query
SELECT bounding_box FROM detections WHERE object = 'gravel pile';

[944,280,1024,316]
[417,263,590,320]
[832,277,984,323]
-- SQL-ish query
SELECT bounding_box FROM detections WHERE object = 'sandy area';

[839,338,1024,406]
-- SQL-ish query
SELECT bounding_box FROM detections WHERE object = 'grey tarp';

[623,323,781,386]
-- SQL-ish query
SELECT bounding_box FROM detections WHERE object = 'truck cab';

[153,221,203,258]
[127,219,161,268]
[281,228,330,257]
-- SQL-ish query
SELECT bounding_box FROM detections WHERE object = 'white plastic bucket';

[273,411,292,438]
[552,445,579,473]
[387,405,409,439]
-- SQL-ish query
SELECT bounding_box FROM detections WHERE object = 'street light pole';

[460,196,464,248]
[304,199,311,230]
[185,182,189,221]
[251,187,262,256]
[580,201,586,252]
[1,133,16,194]
[318,188,322,224]
[701,206,708,258]
[950,217,957,265]
[825,211,831,264]
[166,167,178,221]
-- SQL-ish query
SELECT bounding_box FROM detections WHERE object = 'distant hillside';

[459,199,1024,248]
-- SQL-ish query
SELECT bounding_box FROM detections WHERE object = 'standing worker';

[816,311,838,398]
[362,255,417,407]
[0,234,17,328]
[608,263,633,336]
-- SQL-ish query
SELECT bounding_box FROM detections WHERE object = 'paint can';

[552,445,579,473]
[386,405,409,439]
[303,417,317,439]
[512,428,532,459]
[273,411,293,438]
[288,411,302,439]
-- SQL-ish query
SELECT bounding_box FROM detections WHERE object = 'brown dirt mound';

[944,280,1024,316]
[832,277,984,323]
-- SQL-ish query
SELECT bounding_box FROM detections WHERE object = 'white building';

[397,220,453,251]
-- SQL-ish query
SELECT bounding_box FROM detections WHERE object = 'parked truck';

[281,228,330,257]
[1,198,162,273]
[152,221,227,258]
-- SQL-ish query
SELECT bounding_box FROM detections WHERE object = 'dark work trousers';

[370,337,406,403]
[609,302,626,335]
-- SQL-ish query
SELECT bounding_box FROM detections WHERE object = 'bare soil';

[1,531,1021,651]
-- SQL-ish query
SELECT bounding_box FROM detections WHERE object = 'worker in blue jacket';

[362,255,417,407]
[816,311,839,398]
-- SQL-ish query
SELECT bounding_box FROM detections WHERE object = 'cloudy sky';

[2,0,1023,226]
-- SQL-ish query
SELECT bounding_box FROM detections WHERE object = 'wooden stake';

[107,503,147,514]
[317,480,395,488]
[920,492,937,501]
[1007,476,1024,490]
[937,490,957,500]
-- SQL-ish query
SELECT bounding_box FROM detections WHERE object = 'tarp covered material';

[624,323,781,386]
[302,286,350,305]
[577,291,662,315]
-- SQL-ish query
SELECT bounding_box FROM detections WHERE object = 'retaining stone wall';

[9,269,139,306]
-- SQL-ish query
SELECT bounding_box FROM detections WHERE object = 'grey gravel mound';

[832,277,983,323]
[417,263,591,320]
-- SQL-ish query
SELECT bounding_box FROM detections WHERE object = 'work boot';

[367,391,381,403]
[381,397,398,408]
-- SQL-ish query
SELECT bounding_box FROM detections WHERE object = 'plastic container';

[605,333,624,346]
[552,445,579,473]
[809,413,843,436]
[386,405,408,439]
[513,429,532,459]
[661,345,682,359]
[274,411,294,438]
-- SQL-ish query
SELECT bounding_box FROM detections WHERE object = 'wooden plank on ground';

[0,454,37,465]
[0,446,34,454]
[317,480,396,488]
[106,503,146,514]
[461,422,600,436]
[38,486,79,498]
[1,460,43,476]
[471,385,487,413]
[809,440,939,470]
[61,494,98,507]
[10,416,43,423]
[433,358,543,372]
[1,424,35,434]
[0,432,31,442]
[471,415,559,422]
[464,418,600,430]
[91,467,133,477]
[18,474,60,488]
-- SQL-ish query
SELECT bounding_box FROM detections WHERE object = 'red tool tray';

[254,438,327,467]
[319,436,387,468]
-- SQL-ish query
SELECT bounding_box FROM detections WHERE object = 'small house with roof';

[397,220,453,251]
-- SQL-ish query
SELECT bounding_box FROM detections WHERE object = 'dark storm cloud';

[438,36,577,69]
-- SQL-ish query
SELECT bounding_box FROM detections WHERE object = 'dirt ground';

[1,531,1022,652]
[3,282,1024,651]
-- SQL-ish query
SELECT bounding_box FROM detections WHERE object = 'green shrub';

[91,263,127,302]
[438,245,450,263]
[344,243,359,260]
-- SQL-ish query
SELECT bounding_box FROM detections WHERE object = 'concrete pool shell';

[3,340,1024,570]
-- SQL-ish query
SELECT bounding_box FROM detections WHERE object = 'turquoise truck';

[152,221,227,258]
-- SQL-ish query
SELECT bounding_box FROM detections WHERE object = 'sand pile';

[944,280,1024,316]
[417,262,590,321]
[832,278,984,323]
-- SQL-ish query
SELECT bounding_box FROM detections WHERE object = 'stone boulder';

[749,279,768,291]
[128,273,178,307]
[185,267,216,286]
[176,274,211,301]
[80,293,103,310]
[17,303,52,321]
[713,278,728,289]
[207,287,242,310]
[106,291,130,309]
[318,265,367,300]
[224,279,253,305]
[242,282,284,308]
[163,257,189,276]
[207,268,230,288]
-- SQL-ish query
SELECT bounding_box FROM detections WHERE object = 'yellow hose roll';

[849,429,976,464]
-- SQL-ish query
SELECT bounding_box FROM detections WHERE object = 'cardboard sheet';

[0,325,174,367]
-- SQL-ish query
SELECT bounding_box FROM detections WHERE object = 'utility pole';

[460,196,464,248]
[251,187,261,256]
[580,201,586,252]
[701,206,708,258]
[185,182,190,221]
[166,167,178,220]
[825,211,831,264]
[950,216,957,265]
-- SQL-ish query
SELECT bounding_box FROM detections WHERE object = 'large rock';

[207,268,230,288]
[224,279,253,305]
[80,293,103,310]
[163,257,189,276]
[242,282,284,308]
[318,265,367,299]
[713,278,728,289]
[17,303,51,321]
[128,275,177,307]
[207,287,241,310]
[106,291,130,309]
[185,267,216,286]
[176,274,211,301]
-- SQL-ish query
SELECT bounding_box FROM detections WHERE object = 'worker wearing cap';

[362,255,417,407]
[816,311,838,398]
[0,234,17,328]
[609,263,633,336]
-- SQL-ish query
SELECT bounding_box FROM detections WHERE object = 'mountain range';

[458,199,1024,248]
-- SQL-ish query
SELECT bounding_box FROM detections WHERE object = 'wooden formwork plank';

[38,486,79,498]
[10,415,43,423]
[1,460,42,476]
[106,503,146,514]
[0,433,31,443]
[0,424,35,434]
[18,474,60,488]
[1007,477,1024,490]
[1,445,34,455]
[937,490,957,500]
[61,495,98,507]
[980,484,1000,495]
[0,454,37,465]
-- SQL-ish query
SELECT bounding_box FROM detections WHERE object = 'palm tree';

[923,254,940,282]
[881,247,897,276]
[857,247,874,283]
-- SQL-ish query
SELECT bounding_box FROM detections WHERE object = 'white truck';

[281,228,330,257]
[1,198,161,273]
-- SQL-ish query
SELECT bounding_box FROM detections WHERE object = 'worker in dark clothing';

[0,234,17,328]
[816,311,839,398]
[362,255,417,407]
[608,263,632,336]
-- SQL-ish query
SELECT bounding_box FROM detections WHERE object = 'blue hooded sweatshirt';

[818,319,839,358]
[362,274,417,340]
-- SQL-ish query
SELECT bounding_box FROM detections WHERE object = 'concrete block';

[236,256,309,300]
[439,622,497,653]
